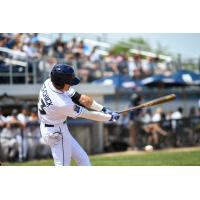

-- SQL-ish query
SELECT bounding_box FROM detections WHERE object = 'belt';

[44,121,66,127]
[45,124,54,127]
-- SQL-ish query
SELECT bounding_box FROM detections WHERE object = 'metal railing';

[0,47,199,85]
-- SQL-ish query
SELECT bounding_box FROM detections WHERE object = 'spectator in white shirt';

[171,107,183,120]
[171,107,183,134]
[143,108,167,147]
[152,108,163,122]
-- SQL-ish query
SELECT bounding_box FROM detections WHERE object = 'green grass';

[91,150,200,166]
[2,147,200,166]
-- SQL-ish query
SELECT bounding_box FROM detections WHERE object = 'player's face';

[63,83,71,91]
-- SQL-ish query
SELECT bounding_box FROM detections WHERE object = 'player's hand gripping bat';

[118,94,176,114]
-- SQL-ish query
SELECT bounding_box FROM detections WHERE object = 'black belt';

[45,121,66,127]
[45,124,54,127]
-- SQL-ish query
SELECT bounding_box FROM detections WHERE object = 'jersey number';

[39,98,46,115]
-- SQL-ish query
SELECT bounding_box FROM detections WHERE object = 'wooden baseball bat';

[118,94,176,114]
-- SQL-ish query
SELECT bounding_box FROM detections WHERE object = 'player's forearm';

[78,108,111,122]
[79,95,104,111]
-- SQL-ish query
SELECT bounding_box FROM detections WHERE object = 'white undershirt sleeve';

[78,107,111,122]
[90,100,104,111]
[67,87,76,97]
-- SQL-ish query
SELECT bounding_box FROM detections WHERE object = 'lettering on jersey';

[39,98,46,115]
[73,105,81,113]
[41,84,53,107]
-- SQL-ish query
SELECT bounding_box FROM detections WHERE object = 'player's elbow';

[79,95,93,108]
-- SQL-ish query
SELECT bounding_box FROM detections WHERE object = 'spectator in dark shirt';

[117,53,129,75]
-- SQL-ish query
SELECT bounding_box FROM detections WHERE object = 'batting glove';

[102,107,113,114]
[109,112,120,122]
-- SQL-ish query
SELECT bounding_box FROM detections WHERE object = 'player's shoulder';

[39,78,50,91]
[44,78,51,88]
[41,78,49,86]
[66,87,76,97]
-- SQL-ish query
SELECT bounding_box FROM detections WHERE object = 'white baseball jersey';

[38,78,83,125]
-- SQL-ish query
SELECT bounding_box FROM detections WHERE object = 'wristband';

[90,100,104,111]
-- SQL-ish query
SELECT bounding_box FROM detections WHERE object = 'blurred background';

[0,33,200,163]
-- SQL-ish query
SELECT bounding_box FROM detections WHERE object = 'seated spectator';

[128,56,137,78]
[141,57,155,77]
[103,59,118,77]
[166,110,172,120]
[152,108,163,122]
[171,107,184,146]
[90,46,101,62]
[67,37,78,52]
[90,61,103,81]
[143,108,168,147]
[186,107,199,145]
[117,53,129,75]
[76,55,92,82]
[54,43,65,59]
[140,108,152,124]
[171,107,183,122]
[129,54,143,79]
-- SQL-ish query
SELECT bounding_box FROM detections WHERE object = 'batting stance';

[38,64,120,166]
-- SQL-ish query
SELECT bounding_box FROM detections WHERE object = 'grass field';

[2,147,200,166]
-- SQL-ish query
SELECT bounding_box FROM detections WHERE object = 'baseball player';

[38,64,120,166]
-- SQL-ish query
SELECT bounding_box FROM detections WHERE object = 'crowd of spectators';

[0,106,50,161]
[0,33,172,84]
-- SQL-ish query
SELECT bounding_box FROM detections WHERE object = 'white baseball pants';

[40,122,91,166]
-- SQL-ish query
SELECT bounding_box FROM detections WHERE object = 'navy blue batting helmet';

[50,64,80,88]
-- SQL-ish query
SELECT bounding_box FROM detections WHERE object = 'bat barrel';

[118,94,176,114]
